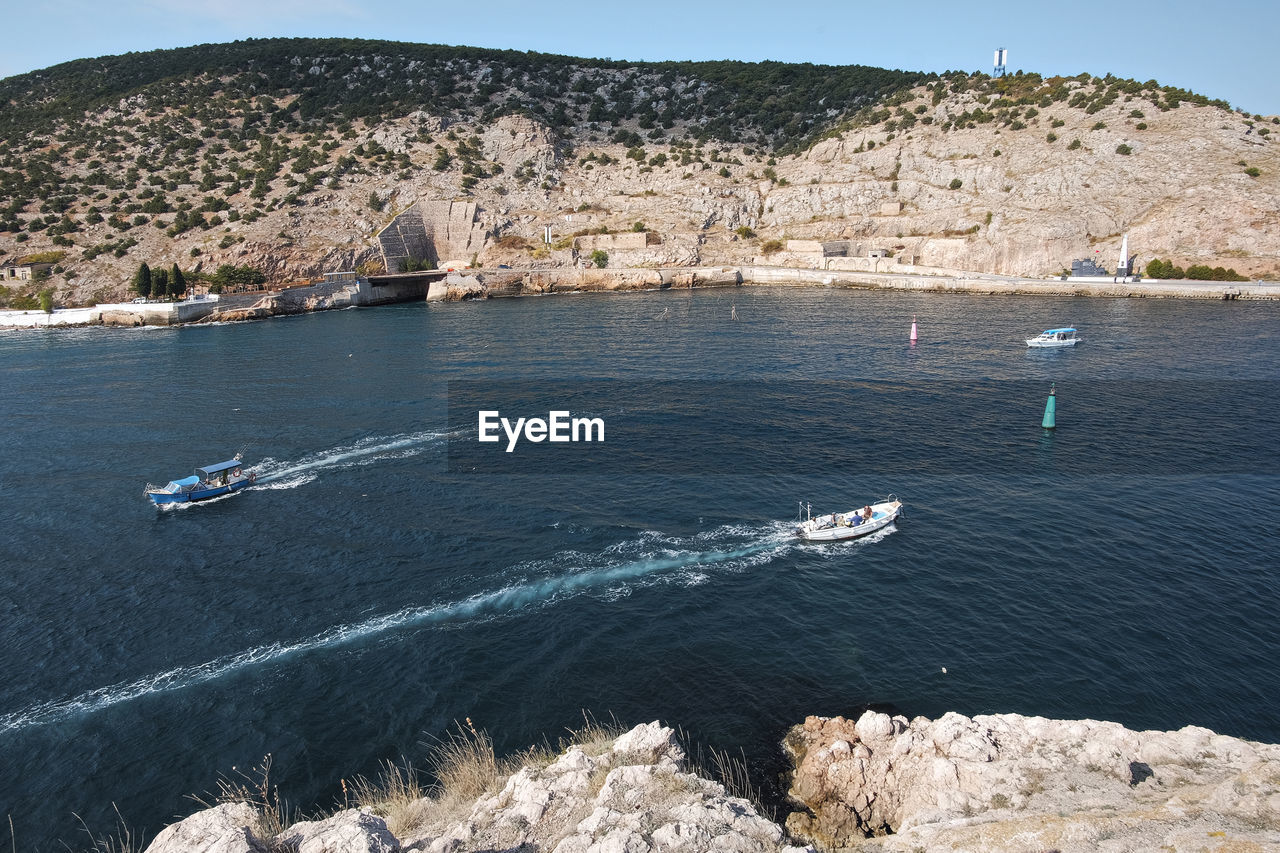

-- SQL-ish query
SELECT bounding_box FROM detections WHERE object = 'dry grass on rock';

[203,755,293,844]
[351,714,627,839]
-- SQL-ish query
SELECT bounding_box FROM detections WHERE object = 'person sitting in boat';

[862,505,873,521]
[850,513,863,526]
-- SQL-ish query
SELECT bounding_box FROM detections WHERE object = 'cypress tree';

[132,261,152,298]
[170,264,187,298]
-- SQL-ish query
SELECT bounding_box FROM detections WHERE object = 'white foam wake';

[149,431,452,506]
[0,520,892,734]
[252,430,450,485]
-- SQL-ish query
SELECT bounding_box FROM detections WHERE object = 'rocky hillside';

[0,39,1276,307]
[135,714,1280,853]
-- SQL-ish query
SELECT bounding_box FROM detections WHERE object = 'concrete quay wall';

[0,297,221,328]
[474,264,1278,301]
[0,307,100,328]
[739,265,1280,300]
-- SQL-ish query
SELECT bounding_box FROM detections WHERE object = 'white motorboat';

[1025,327,1081,348]
[795,497,903,542]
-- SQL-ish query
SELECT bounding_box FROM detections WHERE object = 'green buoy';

[1042,383,1057,429]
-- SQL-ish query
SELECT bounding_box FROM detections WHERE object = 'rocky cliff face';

[784,710,1280,852]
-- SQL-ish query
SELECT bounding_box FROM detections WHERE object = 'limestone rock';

[443,272,484,301]
[480,115,561,179]
[784,710,1280,852]
[274,808,399,853]
[205,306,273,323]
[99,309,152,327]
[142,802,265,853]
[609,720,684,768]
[401,721,811,853]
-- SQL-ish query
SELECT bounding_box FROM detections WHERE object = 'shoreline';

[3,264,1277,330]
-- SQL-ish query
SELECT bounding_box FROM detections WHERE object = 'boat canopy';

[197,459,242,477]
[169,475,200,488]
[1041,328,1076,334]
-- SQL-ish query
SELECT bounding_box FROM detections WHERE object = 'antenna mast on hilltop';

[993,48,1008,78]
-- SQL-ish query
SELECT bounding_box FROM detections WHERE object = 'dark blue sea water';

[1,286,1277,850]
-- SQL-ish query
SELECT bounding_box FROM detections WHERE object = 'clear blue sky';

[3,0,1276,116]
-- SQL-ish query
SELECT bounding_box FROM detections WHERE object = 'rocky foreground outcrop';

[138,713,1280,853]
[784,710,1280,852]
[143,722,810,853]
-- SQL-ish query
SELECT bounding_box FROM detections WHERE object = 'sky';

[2,0,1276,116]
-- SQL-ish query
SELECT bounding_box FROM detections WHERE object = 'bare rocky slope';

[137,714,1280,853]
[0,43,1277,308]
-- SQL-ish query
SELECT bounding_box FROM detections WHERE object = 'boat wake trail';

[252,431,451,489]
[0,520,892,734]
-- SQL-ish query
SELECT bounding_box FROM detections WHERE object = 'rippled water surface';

[1,287,1277,849]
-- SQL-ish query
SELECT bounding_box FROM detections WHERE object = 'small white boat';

[1026,327,1081,348]
[795,497,903,542]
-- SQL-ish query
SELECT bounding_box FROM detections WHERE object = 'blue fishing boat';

[145,455,255,505]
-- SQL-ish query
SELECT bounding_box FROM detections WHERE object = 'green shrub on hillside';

[1146,258,1247,281]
